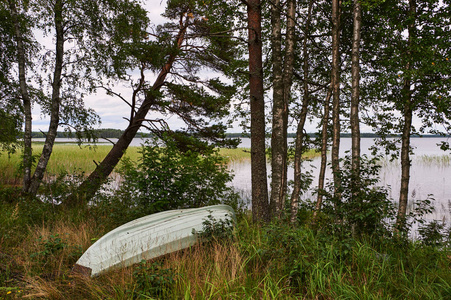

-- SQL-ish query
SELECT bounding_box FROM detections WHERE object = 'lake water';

[229,137,451,233]
[38,136,451,230]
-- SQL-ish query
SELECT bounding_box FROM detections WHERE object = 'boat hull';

[73,205,235,277]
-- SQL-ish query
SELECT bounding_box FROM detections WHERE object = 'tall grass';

[0,144,141,185]
[1,146,449,299]
[1,198,450,299]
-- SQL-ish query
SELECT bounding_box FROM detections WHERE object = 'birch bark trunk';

[331,0,342,200]
[8,0,32,192]
[269,0,285,217]
[28,0,64,196]
[351,0,362,175]
[397,0,416,230]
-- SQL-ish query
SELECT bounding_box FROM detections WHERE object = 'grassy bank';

[0,198,450,299]
[0,145,320,185]
[0,145,141,185]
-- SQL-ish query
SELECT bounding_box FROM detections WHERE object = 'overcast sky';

[30,0,420,135]
[32,1,180,132]
[30,0,325,134]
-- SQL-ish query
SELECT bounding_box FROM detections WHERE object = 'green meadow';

[0,144,140,185]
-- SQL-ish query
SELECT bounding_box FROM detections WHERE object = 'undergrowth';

[1,193,450,299]
[1,147,449,299]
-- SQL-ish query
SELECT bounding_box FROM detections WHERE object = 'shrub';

[115,138,239,217]
[321,155,395,239]
[130,261,175,299]
[194,212,236,245]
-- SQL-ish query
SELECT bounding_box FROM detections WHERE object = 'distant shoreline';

[29,129,451,139]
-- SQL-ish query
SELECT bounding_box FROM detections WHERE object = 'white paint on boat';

[73,204,236,277]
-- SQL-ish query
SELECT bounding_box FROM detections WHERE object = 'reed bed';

[416,154,451,166]
[218,148,252,162]
[218,148,320,163]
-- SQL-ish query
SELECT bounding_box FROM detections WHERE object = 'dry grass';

[7,218,105,299]
[3,211,282,299]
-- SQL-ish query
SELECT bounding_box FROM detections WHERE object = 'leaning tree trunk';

[397,0,416,230]
[9,0,32,192]
[331,0,342,200]
[67,25,188,206]
[248,0,270,223]
[312,87,332,224]
[28,0,64,196]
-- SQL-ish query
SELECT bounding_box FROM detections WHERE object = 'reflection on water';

[229,137,451,233]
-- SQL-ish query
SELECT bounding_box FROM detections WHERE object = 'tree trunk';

[331,0,341,199]
[397,93,413,230]
[67,24,188,206]
[269,0,285,218]
[28,0,64,196]
[350,0,362,237]
[248,0,269,223]
[282,0,296,218]
[312,87,332,224]
[397,0,416,230]
[290,0,311,223]
[270,0,296,220]
[8,0,32,193]
[351,0,361,176]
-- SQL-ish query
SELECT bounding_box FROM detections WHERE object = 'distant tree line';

[29,129,149,139]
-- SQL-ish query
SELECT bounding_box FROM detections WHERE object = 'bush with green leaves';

[130,261,175,299]
[418,220,451,247]
[115,139,239,216]
[321,155,395,239]
[193,212,236,245]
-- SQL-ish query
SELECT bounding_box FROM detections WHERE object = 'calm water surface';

[38,136,451,229]
[230,137,451,230]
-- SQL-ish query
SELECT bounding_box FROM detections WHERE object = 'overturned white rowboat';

[73,204,236,277]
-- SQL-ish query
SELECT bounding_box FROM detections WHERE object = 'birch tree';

[362,0,451,231]
[290,0,313,222]
[270,0,297,219]
[331,0,342,199]
[7,0,33,191]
